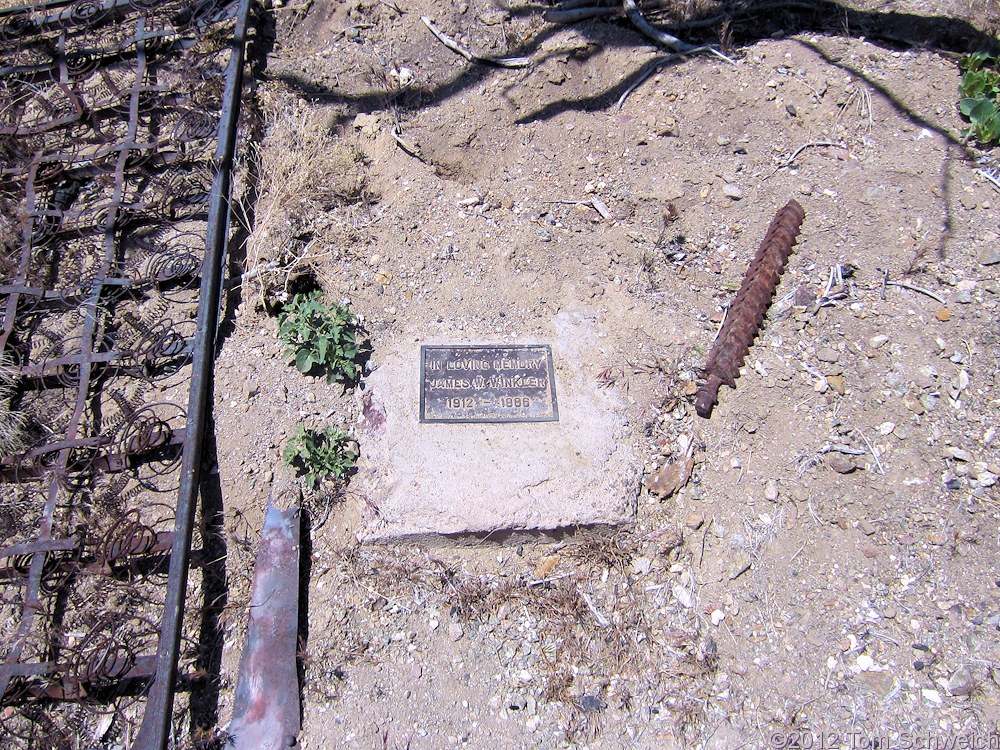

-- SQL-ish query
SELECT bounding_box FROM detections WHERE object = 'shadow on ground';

[271,0,997,141]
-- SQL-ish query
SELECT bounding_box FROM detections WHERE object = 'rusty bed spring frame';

[0,0,250,746]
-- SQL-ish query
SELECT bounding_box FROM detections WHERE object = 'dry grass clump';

[565,532,635,575]
[236,85,375,306]
[308,540,724,744]
[449,573,520,619]
[0,354,27,457]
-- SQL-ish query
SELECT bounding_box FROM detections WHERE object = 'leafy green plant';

[283,425,358,489]
[278,291,361,384]
[959,51,1000,144]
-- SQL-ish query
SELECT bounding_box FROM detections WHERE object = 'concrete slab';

[355,310,640,542]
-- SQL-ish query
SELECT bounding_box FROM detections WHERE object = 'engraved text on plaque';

[420,345,558,423]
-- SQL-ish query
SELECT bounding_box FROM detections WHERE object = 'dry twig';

[882,270,946,305]
[711,304,730,343]
[621,0,734,63]
[581,591,610,627]
[852,428,885,475]
[543,197,613,219]
[820,443,866,456]
[621,0,694,52]
[766,141,847,179]
[421,16,530,68]
[976,164,1000,193]
[800,360,827,382]
[813,263,849,313]
[390,123,425,161]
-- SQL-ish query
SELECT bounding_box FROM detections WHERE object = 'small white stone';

[631,557,652,576]
[723,184,743,200]
[764,479,779,502]
[868,335,889,348]
[975,471,997,488]
[878,422,896,436]
[710,609,726,626]
[673,585,695,609]
[856,654,875,672]
[922,688,943,705]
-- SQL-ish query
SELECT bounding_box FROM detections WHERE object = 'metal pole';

[133,0,252,746]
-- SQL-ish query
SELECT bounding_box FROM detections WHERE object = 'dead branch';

[765,141,848,179]
[621,0,735,63]
[421,16,531,68]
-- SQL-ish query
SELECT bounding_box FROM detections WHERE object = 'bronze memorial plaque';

[420,344,559,423]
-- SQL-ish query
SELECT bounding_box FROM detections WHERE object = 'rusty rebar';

[696,199,806,418]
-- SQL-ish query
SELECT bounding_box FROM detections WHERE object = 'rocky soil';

[205,1,1000,747]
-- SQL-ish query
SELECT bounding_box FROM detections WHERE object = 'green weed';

[278,291,362,385]
[283,425,358,490]
[959,51,1000,144]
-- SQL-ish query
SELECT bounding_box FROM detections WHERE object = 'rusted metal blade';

[228,502,301,750]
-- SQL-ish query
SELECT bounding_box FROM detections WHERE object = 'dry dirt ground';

[206,0,1000,747]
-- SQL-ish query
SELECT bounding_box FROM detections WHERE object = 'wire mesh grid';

[0,0,249,746]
